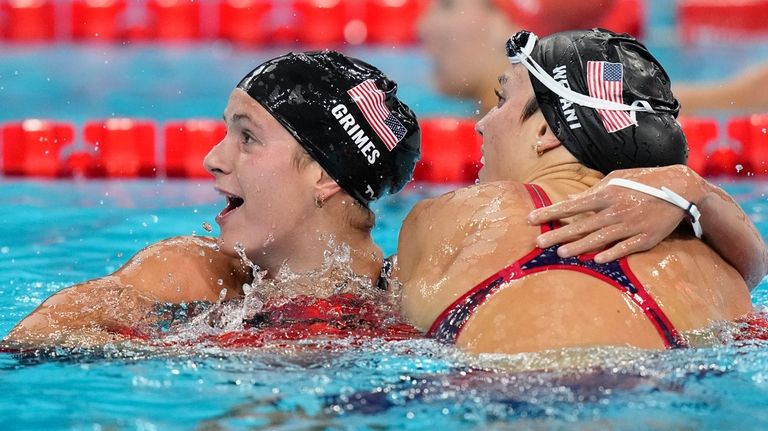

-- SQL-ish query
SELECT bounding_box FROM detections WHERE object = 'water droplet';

[0,246,9,254]
[217,278,224,286]
[202,221,212,232]
[736,164,744,173]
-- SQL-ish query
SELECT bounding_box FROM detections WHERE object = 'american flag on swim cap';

[587,61,637,133]
[348,79,407,151]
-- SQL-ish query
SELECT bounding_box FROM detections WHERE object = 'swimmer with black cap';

[4,51,421,349]
[419,0,766,280]
[398,29,765,354]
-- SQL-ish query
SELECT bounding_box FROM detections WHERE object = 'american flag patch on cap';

[587,61,637,133]
[348,80,407,151]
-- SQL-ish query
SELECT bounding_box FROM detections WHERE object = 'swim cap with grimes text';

[506,29,686,174]
[237,51,421,207]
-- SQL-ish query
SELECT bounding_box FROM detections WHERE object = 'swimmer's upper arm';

[694,181,768,290]
[114,235,246,302]
[397,197,442,284]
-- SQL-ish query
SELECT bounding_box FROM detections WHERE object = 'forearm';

[2,280,155,349]
[3,323,130,351]
[528,164,768,286]
[695,179,768,290]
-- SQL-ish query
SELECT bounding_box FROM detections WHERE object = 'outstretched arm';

[528,165,768,290]
[2,277,158,349]
[2,236,246,350]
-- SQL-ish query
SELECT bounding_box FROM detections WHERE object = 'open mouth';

[216,193,244,223]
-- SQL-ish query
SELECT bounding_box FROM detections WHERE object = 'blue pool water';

[5,2,768,427]
[1,179,768,430]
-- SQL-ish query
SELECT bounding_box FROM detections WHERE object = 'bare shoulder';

[402,182,533,234]
[114,235,248,302]
[406,181,530,220]
[397,182,533,280]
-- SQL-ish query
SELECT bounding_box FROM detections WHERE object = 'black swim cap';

[237,51,421,206]
[507,29,686,174]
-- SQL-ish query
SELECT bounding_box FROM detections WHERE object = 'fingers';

[593,234,653,263]
[550,223,637,258]
[528,192,606,225]
[535,207,617,249]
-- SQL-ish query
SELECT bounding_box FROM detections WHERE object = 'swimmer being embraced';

[397,29,768,353]
[3,49,763,351]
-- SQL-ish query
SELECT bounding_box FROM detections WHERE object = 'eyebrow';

[222,112,259,129]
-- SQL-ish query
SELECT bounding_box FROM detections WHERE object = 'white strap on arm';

[606,178,703,239]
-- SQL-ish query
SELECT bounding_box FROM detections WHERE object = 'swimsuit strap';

[426,184,553,341]
[525,183,560,233]
[427,183,688,348]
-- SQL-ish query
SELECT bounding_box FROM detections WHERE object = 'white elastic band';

[507,33,656,116]
[607,178,703,238]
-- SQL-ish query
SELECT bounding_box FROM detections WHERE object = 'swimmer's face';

[418,0,502,99]
[475,65,543,182]
[205,89,321,262]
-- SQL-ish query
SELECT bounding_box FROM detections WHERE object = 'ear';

[535,119,561,153]
[313,170,342,201]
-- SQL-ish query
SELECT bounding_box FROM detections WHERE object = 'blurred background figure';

[418,0,638,115]
[419,0,768,116]
[674,64,768,116]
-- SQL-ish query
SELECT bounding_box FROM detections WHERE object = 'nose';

[475,116,485,136]
[475,106,496,136]
[203,137,229,177]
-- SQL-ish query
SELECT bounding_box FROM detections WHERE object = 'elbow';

[745,241,768,291]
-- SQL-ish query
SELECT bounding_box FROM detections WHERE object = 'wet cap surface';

[237,51,421,206]
[524,29,686,173]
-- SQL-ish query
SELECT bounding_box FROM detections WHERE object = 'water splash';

[160,237,396,340]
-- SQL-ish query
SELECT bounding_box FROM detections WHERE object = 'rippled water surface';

[1,179,768,430]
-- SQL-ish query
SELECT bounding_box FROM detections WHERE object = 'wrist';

[673,164,707,205]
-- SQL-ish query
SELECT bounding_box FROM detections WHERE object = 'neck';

[248,208,383,299]
[524,161,604,194]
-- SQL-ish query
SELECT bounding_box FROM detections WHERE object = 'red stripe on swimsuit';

[426,183,688,349]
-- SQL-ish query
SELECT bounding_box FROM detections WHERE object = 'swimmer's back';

[398,181,753,353]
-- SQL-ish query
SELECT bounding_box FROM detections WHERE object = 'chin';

[216,236,239,257]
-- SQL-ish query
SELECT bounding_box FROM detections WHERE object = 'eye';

[494,88,506,107]
[241,131,258,146]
